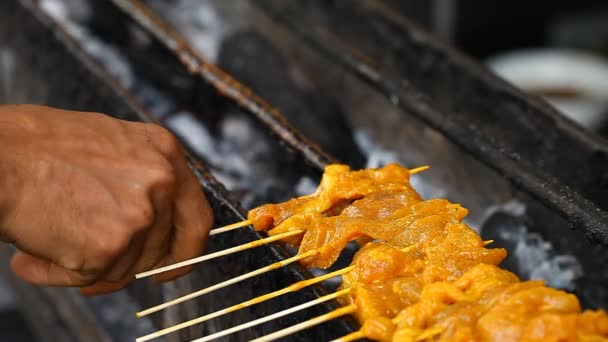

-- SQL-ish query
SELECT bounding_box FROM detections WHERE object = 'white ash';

[482,202,583,291]
[354,129,446,200]
[354,130,399,169]
[481,200,527,221]
[39,0,135,89]
[165,111,217,157]
[145,0,256,63]
[295,177,317,196]
[0,47,16,101]
[146,0,224,62]
[131,84,174,119]
[165,110,287,208]
[506,224,583,290]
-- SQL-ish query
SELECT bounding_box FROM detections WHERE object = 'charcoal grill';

[0,0,607,341]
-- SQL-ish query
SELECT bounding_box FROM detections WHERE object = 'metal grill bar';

[109,0,337,171]
[252,0,608,244]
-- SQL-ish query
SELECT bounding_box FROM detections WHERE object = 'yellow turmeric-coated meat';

[247,163,420,231]
[245,163,608,341]
[339,243,608,341]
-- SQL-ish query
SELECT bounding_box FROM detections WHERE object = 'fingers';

[137,123,213,282]
[79,279,131,296]
[80,199,173,295]
[153,158,213,283]
[10,251,97,287]
[102,231,147,282]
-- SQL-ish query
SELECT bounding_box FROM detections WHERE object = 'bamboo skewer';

[409,165,430,174]
[139,241,417,316]
[135,229,303,279]
[208,219,252,236]
[189,288,352,342]
[330,331,364,342]
[251,304,358,342]
[136,266,355,342]
[136,250,318,317]
[207,166,427,237]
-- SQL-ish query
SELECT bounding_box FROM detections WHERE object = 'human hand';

[0,105,213,295]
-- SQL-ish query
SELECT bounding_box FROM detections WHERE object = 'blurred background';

[392,0,608,135]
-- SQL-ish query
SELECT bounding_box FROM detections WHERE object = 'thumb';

[10,251,96,287]
[79,279,131,296]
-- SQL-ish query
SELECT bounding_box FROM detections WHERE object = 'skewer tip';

[209,219,252,236]
[410,165,430,175]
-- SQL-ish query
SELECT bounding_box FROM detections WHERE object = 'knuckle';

[93,232,130,262]
[123,201,155,231]
[73,273,98,287]
[146,124,181,155]
[59,254,86,273]
[148,161,177,189]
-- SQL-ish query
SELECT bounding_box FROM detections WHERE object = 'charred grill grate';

[251,0,608,243]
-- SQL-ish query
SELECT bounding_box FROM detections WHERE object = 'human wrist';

[0,147,19,241]
[0,108,28,240]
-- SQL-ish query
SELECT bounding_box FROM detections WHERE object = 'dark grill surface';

[1,0,607,341]
[252,0,608,243]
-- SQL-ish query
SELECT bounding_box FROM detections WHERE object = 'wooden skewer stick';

[135,266,355,342]
[250,304,358,342]
[135,229,303,279]
[410,165,430,175]
[208,219,252,236]
[483,239,494,246]
[190,288,352,342]
[137,250,318,317]
[330,331,364,342]
[333,325,442,342]
[138,243,417,317]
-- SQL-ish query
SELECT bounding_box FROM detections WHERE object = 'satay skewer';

[137,165,430,280]
[248,244,419,342]
[135,229,303,279]
[206,165,430,235]
[331,331,364,342]
[136,266,355,341]
[140,240,419,317]
[409,165,430,174]
[251,305,358,342]
[190,288,352,342]
[136,249,318,317]
[208,220,252,236]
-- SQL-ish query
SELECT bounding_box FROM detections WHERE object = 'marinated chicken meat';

[337,244,608,341]
[247,163,421,231]
[245,163,607,341]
